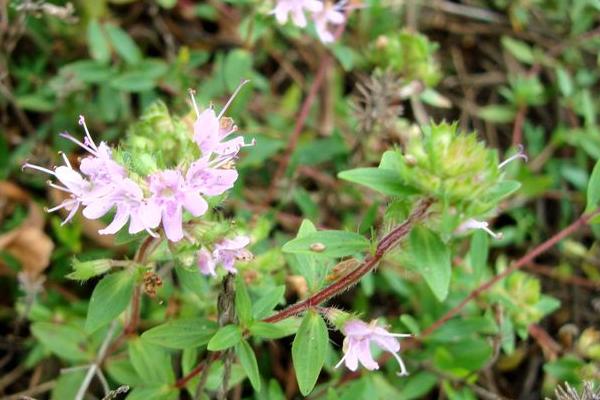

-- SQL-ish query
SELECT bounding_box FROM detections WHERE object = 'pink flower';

[147,169,209,242]
[272,0,323,28]
[312,3,345,43]
[186,157,238,196]
[335,320,410,376]
[62,116,126,183]
[190,82,254,158]
[197,235,252,276]
[81,177,158,236]
[22,160,92,225]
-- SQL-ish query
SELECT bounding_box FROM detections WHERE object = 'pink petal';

[372,334,400,354]
[328,10,345,24]
[291,9,307,27]
[162,206,183,242]
[344,341,359,371]
[306,0,323,13]
[343,320,372,337]
[193,109,220,155]
[217,235,250,251]
[138,201,162,229]
[128,209,146,234]
[274,4,290,24]
[356,339,379,370]
[54,166,86,194]
[98,206,129,235]
[182,191,208,217]
[197,248,216,276]
[82,198,115,219]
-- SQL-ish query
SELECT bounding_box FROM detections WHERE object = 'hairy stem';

[176,199,433,388]
[263,198,433,324]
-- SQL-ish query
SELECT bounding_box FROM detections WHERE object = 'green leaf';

[51,371,87,400]
[207,325,242,351]
[105,24,142,65]
[60,60,115,83]
[292,311,328,396]
[338,168,416,197]
[110,71,157,92]
[282,230,370,258]
[434,338,493,373]
[290,219,321,290]
[15,94,54,112]
[235,275,253,325]
[127,386,179,400]
[236,339,261,391]
[87,20,111,63]
[105,358,144,386]
[478,105,516,123]
[141,318,218,349]
[85,271,134,333]
[331,44,355,71]
[248,321,296,339]
[426,316,498,343]
[223,49,252,91]
[31,322,92,363]
[397,371,437,400]
[586,159,600,212]
[486,180,521,203]
[469,230,488,279]
[252,285,285,319]
[129,338,175,384]
[501,36,535,64]
[409,226,451,301]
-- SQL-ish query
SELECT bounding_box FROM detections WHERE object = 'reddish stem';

[511,104,527,147]
[419,209,599,339]
[266,56,333,202]
[175,352,221,389]
[263,198,433,324]
[266,16,349,203]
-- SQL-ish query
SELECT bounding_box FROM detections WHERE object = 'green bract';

[113,101,198,177]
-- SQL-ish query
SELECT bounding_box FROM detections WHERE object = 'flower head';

[23,86,251,242]
[197,235,252,276]
[335,319,411,376]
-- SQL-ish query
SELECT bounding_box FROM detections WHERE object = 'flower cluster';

[23,84,253,243]
[272,0,345,43]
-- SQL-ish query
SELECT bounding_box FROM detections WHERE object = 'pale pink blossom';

[190,82,254,158]
[22,160,91,225]
[272,0,323,28]
[186,157,238,196]
[312,2,345,43]
[197,235,252,276]
[147,169,209,242]
[335,320,410,376]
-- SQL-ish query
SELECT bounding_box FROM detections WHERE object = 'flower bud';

[67,258,112,281]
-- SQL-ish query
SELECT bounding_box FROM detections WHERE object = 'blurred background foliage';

[1,0,600,399]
